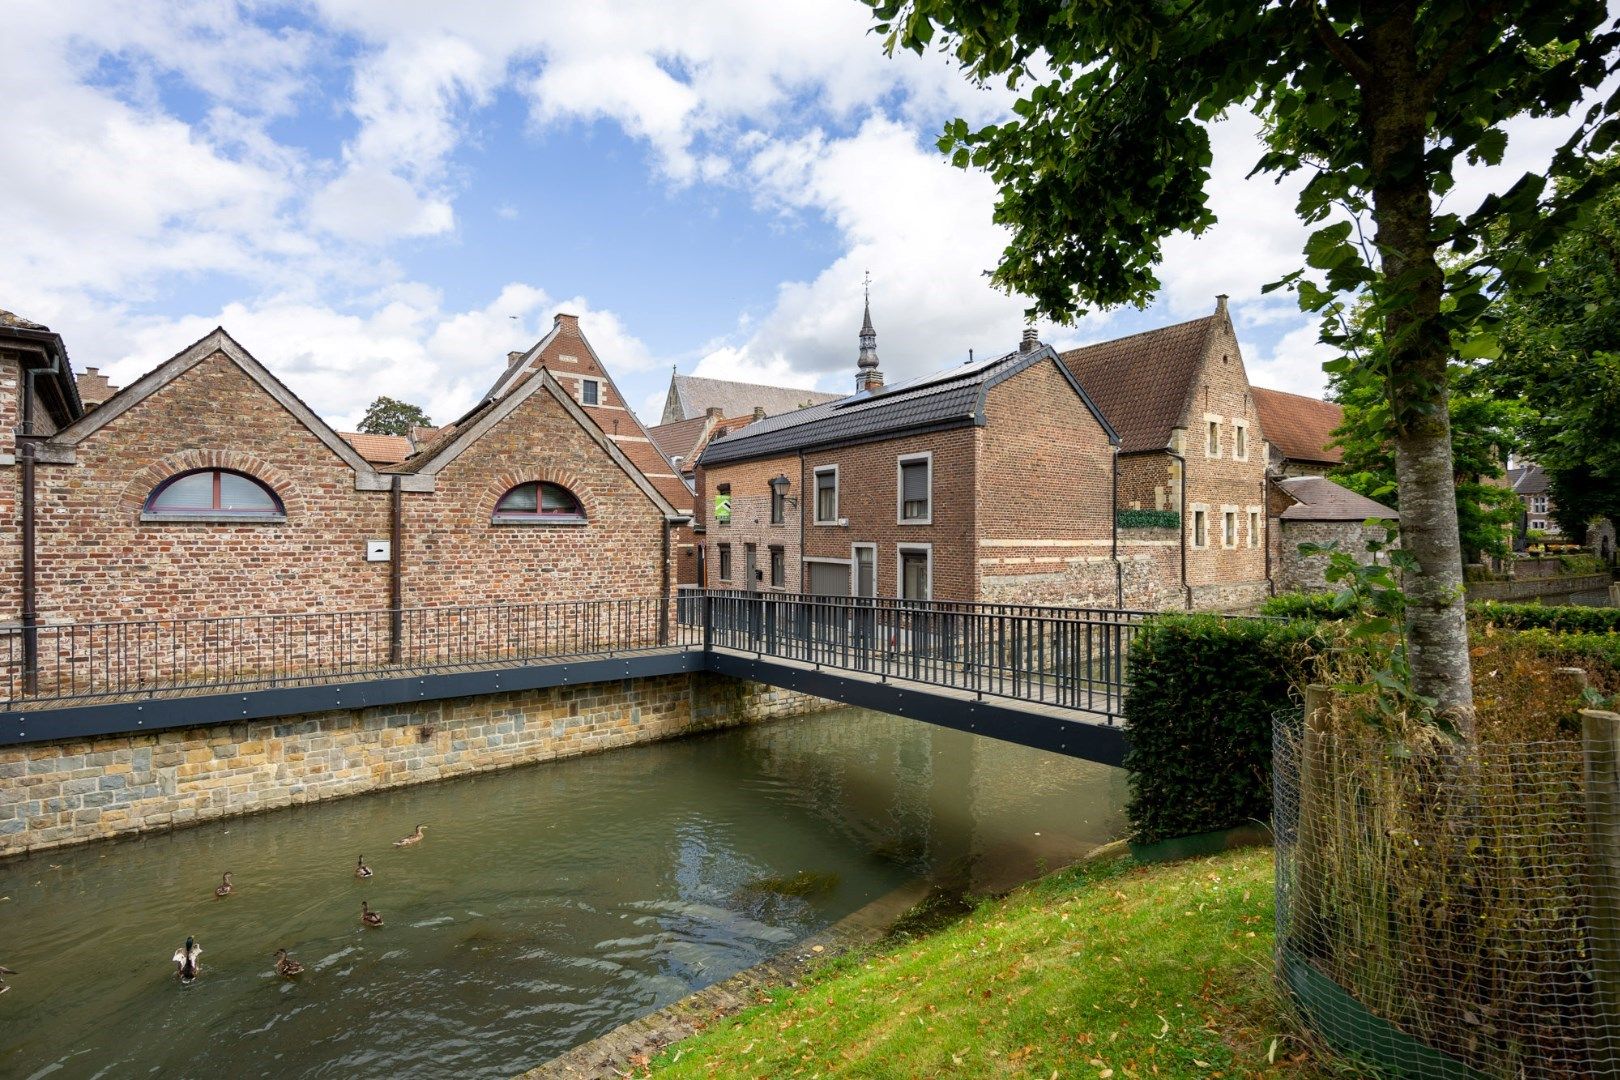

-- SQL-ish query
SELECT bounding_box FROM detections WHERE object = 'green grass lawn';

[651,848,1326,1079]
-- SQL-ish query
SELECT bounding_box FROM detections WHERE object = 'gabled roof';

[1510,463,1550,495]
[648,414,711,467]
[700,345,1117,466]
[385,366,682,520]
[662,373,842,425]
[1276,475,1398,522]
[0,309,83,426]
[48,327,375,475]
[1058,314,1217,453]
[1252,387,1343,465]
[340,431,413,465]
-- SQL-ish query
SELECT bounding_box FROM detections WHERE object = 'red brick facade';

[3,321,681,633]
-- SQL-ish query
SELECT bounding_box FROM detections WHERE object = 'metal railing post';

[702,591,714,654]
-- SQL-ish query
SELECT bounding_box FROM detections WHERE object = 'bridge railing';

[1,597,691,707]
[702,592,1143,719]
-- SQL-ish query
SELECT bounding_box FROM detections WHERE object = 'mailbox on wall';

[365,540,390,562]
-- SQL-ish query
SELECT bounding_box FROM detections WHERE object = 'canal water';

[0,707,1125,1079]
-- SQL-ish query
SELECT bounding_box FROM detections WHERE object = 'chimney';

[1019,327,1041,354]
[506,350,524,366]
[1215,294,1229,318]
[706,406,724,420]
[860,369,884,392]
[553,312,580,330]
[752,406,766,421]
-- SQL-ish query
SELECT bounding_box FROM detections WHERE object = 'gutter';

[389,476,403,662]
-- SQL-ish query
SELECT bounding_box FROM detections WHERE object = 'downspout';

[19,437,38,694]
[388,475,403,663]
[659,518,672,645]
[1111,445,1122,608]
[1166,448,1192,609]
[1263,473,1275,596]
[797,448,807,593]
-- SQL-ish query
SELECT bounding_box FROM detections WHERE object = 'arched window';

[493,481,585,523]
[143,469,284,518]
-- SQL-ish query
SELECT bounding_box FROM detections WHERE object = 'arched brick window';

[493,481,585,524]
[143,468,284,519]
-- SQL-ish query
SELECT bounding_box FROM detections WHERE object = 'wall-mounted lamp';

[769,473,798,508]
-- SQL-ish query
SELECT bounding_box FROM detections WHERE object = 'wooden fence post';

[1291,685,1333,939]
[1582,707,1620,1057]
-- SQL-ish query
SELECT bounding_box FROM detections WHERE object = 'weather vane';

[863,269,871,302]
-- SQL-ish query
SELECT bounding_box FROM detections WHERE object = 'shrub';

[1122,614,1325,843]
[1559,552,1607,575]
[1472,600,1620,635]
[1116,508,1180,529]
[1257,592,1345,620]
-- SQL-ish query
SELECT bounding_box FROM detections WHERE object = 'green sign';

[714,492,731,524]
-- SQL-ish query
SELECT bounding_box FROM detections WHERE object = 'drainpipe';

[1166,448,1192,609]
[389,475,403,663]
[19,437,38,694]
[1262,474,1275,596]
[659,519,672,645]
[797,448,807,593]
[1111,445,1123,608]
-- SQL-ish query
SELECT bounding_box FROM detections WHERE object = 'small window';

[770,484,786,525]
[1192,509,1208,549]
[144,469,283,517]
[769,546,786,587]
[1531,495,1548,514]
[814,466,838,524]
[899,455,931,523]
[580,378,601,406]
[717,543,732,582]
[1223,511,1237,548]
[1235,422,1248,460]
[493,481,585,522]
[1206,420,1220,457]
[1248,510,1260,548]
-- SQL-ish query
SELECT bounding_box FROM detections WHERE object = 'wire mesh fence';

[1274,706,1620,1078]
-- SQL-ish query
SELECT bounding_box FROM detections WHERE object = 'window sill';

[898,518,932,526]
[491,515,588,526]
[140,512,287,525]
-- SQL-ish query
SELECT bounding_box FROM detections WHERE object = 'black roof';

[699,345,1118,465]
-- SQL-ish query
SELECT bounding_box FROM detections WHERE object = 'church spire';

[857,270,882,391]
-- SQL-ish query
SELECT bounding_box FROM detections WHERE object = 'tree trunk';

[1363,4,1477,736]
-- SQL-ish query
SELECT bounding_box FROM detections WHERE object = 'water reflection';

[0,707,1124,1078]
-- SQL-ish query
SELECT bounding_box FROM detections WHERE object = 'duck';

[355,854,374,879]
[393,824,426,847]
[214,872,233,898]
[273,949,305,978]
[172,937,202,983]
[0,964,14,995]
[360,901,384,927]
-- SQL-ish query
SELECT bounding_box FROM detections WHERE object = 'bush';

[1472,600,1620,634]
[1122,614,1325,843]
[1257,592,1345,620]
[1559,552,1607,575]
[1116,508,1180,529]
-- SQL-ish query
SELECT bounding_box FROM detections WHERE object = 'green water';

[0,708,1125,1078]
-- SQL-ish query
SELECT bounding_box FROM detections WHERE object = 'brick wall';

[0,672,834,859]
[1177,316,1269,605]
[402,382,666,606]
[31,351,391,623]
[800,427,978,599]
[976,359,1115,604]
[697,451,802,591]
[0,355,18,628]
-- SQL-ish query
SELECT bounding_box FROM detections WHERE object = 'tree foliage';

[1490,172,1620,536]
[868,0,1620,732]
[358,396,433,436]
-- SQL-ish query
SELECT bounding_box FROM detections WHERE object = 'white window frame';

[896,543,933,602]
[1190,504,1210,550]
[579,376,602,406]
[1221,506,1238,550]
[851,543,878,598]
[1531,495,1548,514]
[1204,414,1223,459]
[1234,420,1249,461]
[813,464,840,525]
[1247,506,1262,549]
[896,451,933,525]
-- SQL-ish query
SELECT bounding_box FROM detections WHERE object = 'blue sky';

[0,1,1599,430]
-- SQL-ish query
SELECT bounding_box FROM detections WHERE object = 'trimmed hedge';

[1116,509,1180,529]
[1471,600,1620,635]
[1122,614,1324,844]
[1261,592,1620,635]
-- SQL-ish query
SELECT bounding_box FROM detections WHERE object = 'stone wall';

[0,673,832,860]
[1276,520,1389,593]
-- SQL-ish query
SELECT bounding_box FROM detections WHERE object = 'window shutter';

[901,461,928,503]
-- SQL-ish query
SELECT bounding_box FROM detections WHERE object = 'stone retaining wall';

[1465,573,1614,606]
[0,673,832,860]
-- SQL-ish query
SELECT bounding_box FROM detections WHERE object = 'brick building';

[1058,297,1273,610]
[659,372,840,425]
[1251,386,1344,477]
[1,310,685,634]
[1508,462,1562,537]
